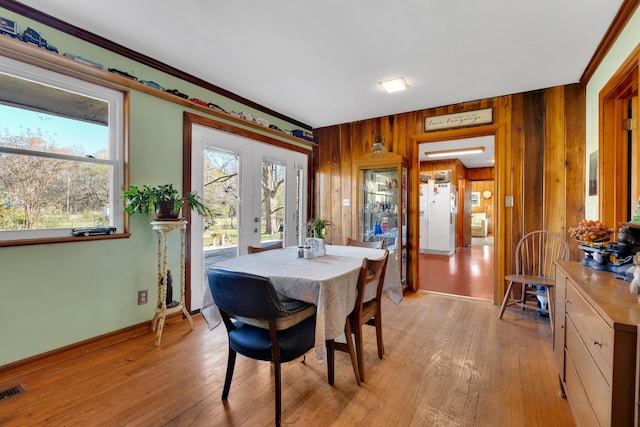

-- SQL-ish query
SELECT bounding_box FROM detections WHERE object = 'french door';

[189,124,308,308]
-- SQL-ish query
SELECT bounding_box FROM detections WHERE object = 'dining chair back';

[207,268,316,427]
[327,250,389,384]
[498,230,569,330]
[347,237,384,249]
[247,240,284,254]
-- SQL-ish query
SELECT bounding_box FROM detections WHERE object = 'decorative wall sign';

[425,108,493,131]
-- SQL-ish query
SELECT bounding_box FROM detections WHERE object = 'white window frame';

[0,55,125,242]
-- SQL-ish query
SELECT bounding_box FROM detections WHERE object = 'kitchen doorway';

[417,135,496,301]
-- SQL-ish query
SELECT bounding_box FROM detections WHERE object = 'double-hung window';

[0,55,125,244]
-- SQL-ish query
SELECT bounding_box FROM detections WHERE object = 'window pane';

[203,148,239,249]
[0,151,110,230]
[261,160,285,244]
[0,104,109,156]
[0,54,124,242]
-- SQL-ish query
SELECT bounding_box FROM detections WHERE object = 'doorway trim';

[598,43,640,227]
[412,123,504,304]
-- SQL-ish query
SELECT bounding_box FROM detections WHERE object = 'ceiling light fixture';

[379,77,409,93]
[425,146,485,158]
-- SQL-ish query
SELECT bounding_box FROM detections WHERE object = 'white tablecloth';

[205,245,403,362]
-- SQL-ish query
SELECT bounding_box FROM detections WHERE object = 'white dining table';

[205,245,403,362]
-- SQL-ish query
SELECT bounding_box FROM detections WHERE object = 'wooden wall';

[312,83,585,300]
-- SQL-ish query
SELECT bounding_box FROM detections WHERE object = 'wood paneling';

[467,167,495,181]
[313,84,586,298]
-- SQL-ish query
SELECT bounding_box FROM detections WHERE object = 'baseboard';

[0,312,185,382]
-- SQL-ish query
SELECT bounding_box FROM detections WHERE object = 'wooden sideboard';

[554,261,640,426]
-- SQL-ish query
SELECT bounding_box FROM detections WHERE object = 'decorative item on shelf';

[370,136,386,154]
[568,219,612,244]
[124,183,211,220]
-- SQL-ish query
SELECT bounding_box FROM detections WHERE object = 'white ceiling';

[14,0,623,130]
[11,0,622,168]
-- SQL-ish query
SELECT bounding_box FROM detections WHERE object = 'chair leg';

[269,330,282,427]
[222,347,236,400]
[374,314,384,359]
[498,280,515,319]
[344,322,361,386]
[352,322,366,383]
[326,339,335,385]
[365,313,385,359]
[273,358,282,427]
[547,286,554,331]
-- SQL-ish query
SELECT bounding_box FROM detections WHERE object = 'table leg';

[155,315,166,346]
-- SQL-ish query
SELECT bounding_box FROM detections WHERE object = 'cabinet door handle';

[592,339,602,347]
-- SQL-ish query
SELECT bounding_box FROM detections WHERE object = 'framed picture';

[471,192,480,207]
[589,151,598,196]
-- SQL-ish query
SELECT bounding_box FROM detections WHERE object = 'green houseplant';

[307,218,333,239]
[124,184,211,219]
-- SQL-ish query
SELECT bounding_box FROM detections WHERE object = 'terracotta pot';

[155,200,180,220]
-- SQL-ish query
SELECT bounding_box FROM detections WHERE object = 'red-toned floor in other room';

[419,237,494,301]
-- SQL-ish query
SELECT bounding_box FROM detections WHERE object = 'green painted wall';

[0,7,304,365]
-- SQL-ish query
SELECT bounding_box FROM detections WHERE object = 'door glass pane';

[203,147,238,263]
[261,159,285,244]
[296,167,305,246]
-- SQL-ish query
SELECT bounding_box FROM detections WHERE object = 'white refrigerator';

[420,181,456,255]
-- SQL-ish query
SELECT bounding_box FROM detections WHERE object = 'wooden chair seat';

[498,230,569,331]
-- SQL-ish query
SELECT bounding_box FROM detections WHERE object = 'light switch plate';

[342,198,350,207]
[505,196,514,207]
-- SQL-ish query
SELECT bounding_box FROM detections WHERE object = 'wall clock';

[483,190,492,199]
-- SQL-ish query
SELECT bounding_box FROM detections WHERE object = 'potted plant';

[305,218,334,256]
[123,183,211,219]
[307,218,333,239]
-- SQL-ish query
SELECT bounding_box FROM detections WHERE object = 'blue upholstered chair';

[207,268,316,427]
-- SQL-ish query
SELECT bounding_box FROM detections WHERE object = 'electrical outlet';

[137,290,148,305]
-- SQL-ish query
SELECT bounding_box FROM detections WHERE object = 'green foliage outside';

[0,129,111,231]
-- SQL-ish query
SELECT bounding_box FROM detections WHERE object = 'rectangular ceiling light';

[379,77,409,93]
[425,146,484,158]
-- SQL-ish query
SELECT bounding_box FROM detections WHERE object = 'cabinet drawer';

[566,317,611,426]
[565,347,599,427]
[566,282,613,383]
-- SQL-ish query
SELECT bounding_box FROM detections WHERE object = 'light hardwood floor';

[0,292,574,426]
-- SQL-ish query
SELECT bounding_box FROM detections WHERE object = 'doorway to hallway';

[418,239,494,301]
